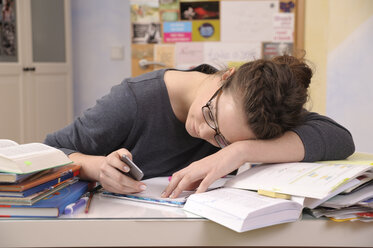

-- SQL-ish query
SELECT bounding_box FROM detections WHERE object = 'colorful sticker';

[192,20,220,41]
[163,22,192,43]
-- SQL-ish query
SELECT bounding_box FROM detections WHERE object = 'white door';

[21,0,73,143]
[0,65,23,142]
[0,0,24,142]
[0,0,72,143]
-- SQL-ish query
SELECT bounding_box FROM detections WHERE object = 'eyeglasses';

[202,86,230,148]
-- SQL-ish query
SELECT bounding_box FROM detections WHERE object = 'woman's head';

[222,54,313,139]
[185,54,312,148]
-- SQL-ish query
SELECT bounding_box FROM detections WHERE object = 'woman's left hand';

[162,142,245,198]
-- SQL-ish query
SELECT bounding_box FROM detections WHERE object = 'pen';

[64,196,88,215]
[85,184,102,214]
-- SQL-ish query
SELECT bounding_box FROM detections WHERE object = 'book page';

[0,143,55,159]
[225,162,373,199]
[321,183,373,208]
[187,188,300,219]
[0,143,72,174]
[0,139,19,148]
[304,178,360,209]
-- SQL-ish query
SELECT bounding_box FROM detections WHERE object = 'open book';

[0,139,72,174]
[225,162,372,200]
[183,187,304,233]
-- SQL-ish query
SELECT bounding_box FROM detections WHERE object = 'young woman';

[44,55,355,198]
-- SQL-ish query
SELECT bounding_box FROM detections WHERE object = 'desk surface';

[1,153,373,247]
[1,193,373,247]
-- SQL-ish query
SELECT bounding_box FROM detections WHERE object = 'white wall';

[306,0,373,154]
[326,15,373,153]
[71,0,131,117]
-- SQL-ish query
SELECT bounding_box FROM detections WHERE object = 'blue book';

[0,180,89,217]
[0,169,77,198]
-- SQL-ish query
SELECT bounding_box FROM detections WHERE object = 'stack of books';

[307,171,373,222]
[183,154,373,232]
[0,139,89,217]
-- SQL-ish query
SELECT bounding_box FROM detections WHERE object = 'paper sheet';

[154,44,175,69]
[175,42,204,69]
[203,42,261,69]
[225,162,373,199]
[220,0,278,42]
[102,176,230,207]
[273,13,294,42]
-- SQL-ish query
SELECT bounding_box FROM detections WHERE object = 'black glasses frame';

[201,86,230,148]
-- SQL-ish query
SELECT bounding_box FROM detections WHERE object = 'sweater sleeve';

[44,80,137,156]
[292,112,355,162]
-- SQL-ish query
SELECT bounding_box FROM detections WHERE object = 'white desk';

[2,153,373,247]
[1,193,373,247]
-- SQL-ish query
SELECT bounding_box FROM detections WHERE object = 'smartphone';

[120,154,144,181]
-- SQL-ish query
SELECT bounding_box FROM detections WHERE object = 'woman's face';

[185,87,256,147]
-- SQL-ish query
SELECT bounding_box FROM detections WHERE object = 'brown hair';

[222,55,313,139]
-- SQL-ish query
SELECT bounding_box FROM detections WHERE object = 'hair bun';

[272,55,313,89]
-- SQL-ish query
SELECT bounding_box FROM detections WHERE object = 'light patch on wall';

[71,0,131,117]
[327,15,373,153]
[328,0,373,53]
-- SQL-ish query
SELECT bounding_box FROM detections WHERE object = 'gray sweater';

[44,65,355,179]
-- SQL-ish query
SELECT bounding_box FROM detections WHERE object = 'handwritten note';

[154,44,175,69]
[273,13,294,42]
[220,0,278,42]
[175,42,204,69]
[203,42,260,68]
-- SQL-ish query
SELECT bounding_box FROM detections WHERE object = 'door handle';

[138,59,166,69]
[23,67,36,72]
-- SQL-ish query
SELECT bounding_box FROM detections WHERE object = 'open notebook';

[101,176,230,207]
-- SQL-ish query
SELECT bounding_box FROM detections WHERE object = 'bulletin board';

[130,0,304,77]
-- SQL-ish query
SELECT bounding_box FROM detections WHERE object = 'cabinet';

[0,0,72,143]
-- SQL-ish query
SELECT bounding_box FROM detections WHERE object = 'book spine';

[17,171,76,197]
[0,165,80,192]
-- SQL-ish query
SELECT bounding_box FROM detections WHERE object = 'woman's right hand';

[70,149,146,194]
[98,148,147,194]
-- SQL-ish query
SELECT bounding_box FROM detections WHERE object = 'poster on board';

[192,20,220,41]
[163,21,192,43]
[180,1,219,20]
[262,42,293,59]
[130,0,161,44]
[160,0,179,22]
[132,22,162,44]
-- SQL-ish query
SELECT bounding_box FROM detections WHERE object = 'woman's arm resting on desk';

[164,130,304,198]
[164,112,356,198]
[292,112,355,162]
